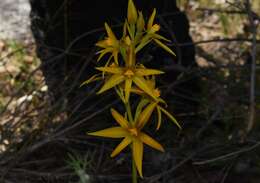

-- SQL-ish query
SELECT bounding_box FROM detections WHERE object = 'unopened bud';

[127,0,138,24]
[150,24,160,34]
[137,11,145,32]
[125,36,131,46]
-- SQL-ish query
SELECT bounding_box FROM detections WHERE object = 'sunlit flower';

[88,107,164,177]
[95,45,164,102]
[96,63,164,102]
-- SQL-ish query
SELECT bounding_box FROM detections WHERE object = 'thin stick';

[193,141,260,165]
[246,0,258,133]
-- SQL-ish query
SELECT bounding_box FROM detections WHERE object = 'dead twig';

[245,0,258,133]
[193,141,260,165]
[178,38,260,47]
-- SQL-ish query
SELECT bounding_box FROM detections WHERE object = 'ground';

[0,0,31,40]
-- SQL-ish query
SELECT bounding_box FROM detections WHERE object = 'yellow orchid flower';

[83,1,183,181]
[132,78,181,130]
[96,23,120,64]
[135,9,176,56]
[95,63,164,102]
[88,107,164,178]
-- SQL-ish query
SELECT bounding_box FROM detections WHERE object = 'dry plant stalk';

[245,0,258,133]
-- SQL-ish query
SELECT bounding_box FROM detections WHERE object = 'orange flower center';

[153,88,161,97]
[124,69,135,78]
[110,62,117,67]
[128,128,138,136]
[105,38,113,46]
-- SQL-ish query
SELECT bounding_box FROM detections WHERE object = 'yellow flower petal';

[132,139,144,178]
[132,76,157,100]
[159,106,182,129]
[139,132,164,152]
[135,68,164,76]
[153,33,171,42]
[127,0,138,24]
[80,74,102,87]
[101,56,113,78]
[137,102,157,129]
[115,86,126,104]
[111,108,129,128]
[149,77,156,89]
[97,74,125,94]
[135,35,151,53]
[113,50,119,64]
[134,98,149,121]
[95,66,123,74]
[147,8,156,30]
[111,137,132,157]
[125,78,133,103]
[130,87,144,96]
[156,106,162,130]
[153,39,176,56]
[104,23,117,41]
[96,40,109,48]
[87,127,127,138]
[157,96,167,106]
[96,48,113,62]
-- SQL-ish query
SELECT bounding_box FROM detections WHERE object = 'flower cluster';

[83,0,181,178]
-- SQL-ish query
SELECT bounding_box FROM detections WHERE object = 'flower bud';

[124,36,131,46]
[127,0,138,24]
[137,11,145,32]
[150,24,160,34]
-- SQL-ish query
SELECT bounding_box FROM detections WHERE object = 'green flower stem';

[125,102,138,183]
[125,102,134,124]
[132,159,138,183]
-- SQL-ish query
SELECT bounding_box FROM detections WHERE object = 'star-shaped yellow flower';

[96,23,120,64]
[88,106,164,178]
[135,9,176,56]
[132,78,181,130]
[96,64,164,102]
